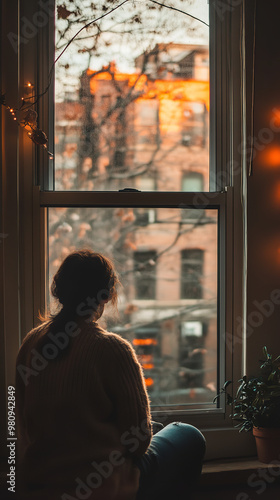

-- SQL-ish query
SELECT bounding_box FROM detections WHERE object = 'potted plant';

[214,346,280,463]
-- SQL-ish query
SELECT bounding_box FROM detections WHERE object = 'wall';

[247,0,280,373]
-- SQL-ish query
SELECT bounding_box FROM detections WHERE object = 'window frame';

[38,0,240,427]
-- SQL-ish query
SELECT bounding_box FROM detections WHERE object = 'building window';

[134,99,159,145]
[181,249,204,299]
[134,251,157,300]
[182,102,208,148]
[182,172,204,192]
[179,321,207,389]
[113,149,125,169]
[181,172,205,220]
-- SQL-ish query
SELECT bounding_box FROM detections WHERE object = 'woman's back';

[16,320,151,500]
[15,249,205,500]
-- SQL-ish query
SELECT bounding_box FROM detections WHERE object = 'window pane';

[48,206,218,408]
[54,1,209,191]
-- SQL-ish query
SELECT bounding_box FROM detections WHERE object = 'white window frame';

[1,0,254,460]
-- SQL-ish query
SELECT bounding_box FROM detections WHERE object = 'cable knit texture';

[15,321,152,500]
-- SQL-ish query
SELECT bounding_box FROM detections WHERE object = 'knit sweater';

[15,320,152,500]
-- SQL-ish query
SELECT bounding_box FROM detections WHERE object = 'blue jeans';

[135,422,206,500]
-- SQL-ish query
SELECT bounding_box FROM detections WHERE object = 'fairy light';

[2,88,54,157]
[1,82,53,157]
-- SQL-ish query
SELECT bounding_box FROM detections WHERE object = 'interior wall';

[247,0,280,372]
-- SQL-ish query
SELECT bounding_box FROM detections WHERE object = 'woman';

[16,250,205,500]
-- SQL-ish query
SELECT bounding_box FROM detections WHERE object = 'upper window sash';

[40,1,213,193]
[37,1,243,195]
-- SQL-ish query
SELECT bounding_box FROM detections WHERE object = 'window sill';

[200,457,280,486]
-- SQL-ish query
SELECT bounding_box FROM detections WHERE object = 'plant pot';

[253,427,280,463]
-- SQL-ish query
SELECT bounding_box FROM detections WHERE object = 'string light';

[0,84,53,157]
[25,82,34,93]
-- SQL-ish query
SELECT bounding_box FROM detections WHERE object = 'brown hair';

[51,249,119,311]
[36,250,119,359]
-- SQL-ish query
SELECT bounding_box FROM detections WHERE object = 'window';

[181,249,204,299]
[179,321,207,389]
[181,173,205,220]
[182,172,204,192]
[47,0,220,413]
[135,100,159,145]
[134,251,157,300]
[100,95,112,114]
[182,102,208,148]
[1,0,251,460]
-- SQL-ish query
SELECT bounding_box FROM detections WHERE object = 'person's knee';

[150,421,206,464]
[170,422,206,458]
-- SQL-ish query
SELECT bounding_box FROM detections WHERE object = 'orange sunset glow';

[88,66,209,138]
